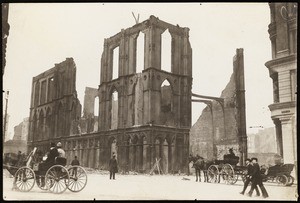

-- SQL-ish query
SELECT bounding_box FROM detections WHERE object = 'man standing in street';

[248,157,269,198]
[240,158,260,196]
[109,155,118,180]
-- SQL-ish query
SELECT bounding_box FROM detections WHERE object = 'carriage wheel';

[45,165,70,194]
[276,175,288,186]
[286,176,294,186]
[67,166,88,192]
[221,164,237,185]
[14,166,35,192]
[207,165,219,183]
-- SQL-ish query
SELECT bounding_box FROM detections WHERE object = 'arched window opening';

[112,47,119,80]
[57,103,64,137]
[38,110,45,140]
[48,77,54,102]
[161,29,172,73]
[161,80,172,113]
[136,32,145,73]
[34,82,40,106]
[32,113,37,141]
[45,108,51,140]
[93,97,99,133]
[94,96,99,117]
[111,90,118,130]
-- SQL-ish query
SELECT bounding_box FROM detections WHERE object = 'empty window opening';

[111,90,118,129]
[112,47,119,80]
[161,30,172,73]
[161,80,172,113]
[40,80,47,104]
[94,96,99,117]
[48,77,54,102]
[136,32,145,73]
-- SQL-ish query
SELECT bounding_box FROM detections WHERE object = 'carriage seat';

[55,157,67,166]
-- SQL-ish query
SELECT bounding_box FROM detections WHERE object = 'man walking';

[248,157,269,198]
[240,158,260,196]
[109,155,118,180]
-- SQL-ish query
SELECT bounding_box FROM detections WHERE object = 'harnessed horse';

[189,155,209,182]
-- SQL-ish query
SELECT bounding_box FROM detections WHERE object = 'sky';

[3,3,274,140]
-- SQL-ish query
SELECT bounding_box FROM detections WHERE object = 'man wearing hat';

[109,154,118,180]
[248,157,269,198]
[38,142,59,188]
[240,158,260,196]
[57,142,66,158]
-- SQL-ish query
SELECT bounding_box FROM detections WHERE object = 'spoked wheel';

[45,165,70,194]
[221,164,238,185]
[276,175,288,186]
[207,165,219,183]
[14,166,36,192]
[286,176,294,186]
[67,166,88,192]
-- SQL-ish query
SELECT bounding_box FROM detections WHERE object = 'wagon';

[4,147,88,193]
[206,154,247,185]
[260,164,295,186]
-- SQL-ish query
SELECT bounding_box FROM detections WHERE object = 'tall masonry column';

[280,116,296,164]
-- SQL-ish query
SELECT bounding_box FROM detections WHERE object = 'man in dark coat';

[38,142,59,187]
[248,157,269,198]
[240,158,260,196]
[109,155,118,180]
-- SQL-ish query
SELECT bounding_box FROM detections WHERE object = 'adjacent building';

[265,3,297,165]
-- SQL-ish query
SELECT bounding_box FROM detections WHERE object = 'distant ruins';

[28,15,192,173]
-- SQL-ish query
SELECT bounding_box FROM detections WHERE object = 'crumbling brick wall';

[190,49,247,165]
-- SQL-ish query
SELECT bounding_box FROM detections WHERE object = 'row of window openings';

[33,77,56,106]
[112,31,172,80]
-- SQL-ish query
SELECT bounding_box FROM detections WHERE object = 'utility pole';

[3,90,9,143]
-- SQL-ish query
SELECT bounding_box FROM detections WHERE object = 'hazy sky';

[3,3,274,140]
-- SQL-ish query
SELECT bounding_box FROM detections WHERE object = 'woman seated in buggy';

[36,142,67,188]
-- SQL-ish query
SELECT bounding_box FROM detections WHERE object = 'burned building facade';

[95,15,192,173]
[27,58,82,153]
[28,16,192,174]
[190,49,247,165]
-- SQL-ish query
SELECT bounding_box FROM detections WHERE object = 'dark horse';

[3,152,27,176]
[189,154,209,182]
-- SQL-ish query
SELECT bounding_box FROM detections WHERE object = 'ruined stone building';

[27,16,192,174]
[3,117,29,154]
[27,58,82,153]
[265,3,297,165]
[13,117,29,141]
[190,49,247,165]
[95,15,192,173]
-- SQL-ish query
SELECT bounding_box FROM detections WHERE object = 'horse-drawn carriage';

[189,151,247,185]
[206,153,247,185]
[260,163,295,186]
[3,147,87,194]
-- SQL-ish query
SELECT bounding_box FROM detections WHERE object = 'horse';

[189,154,208,182]
[3,152,27,176]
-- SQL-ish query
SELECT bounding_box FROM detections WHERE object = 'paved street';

[3,170,298,201]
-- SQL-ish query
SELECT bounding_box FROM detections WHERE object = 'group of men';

[240,157,269,198]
